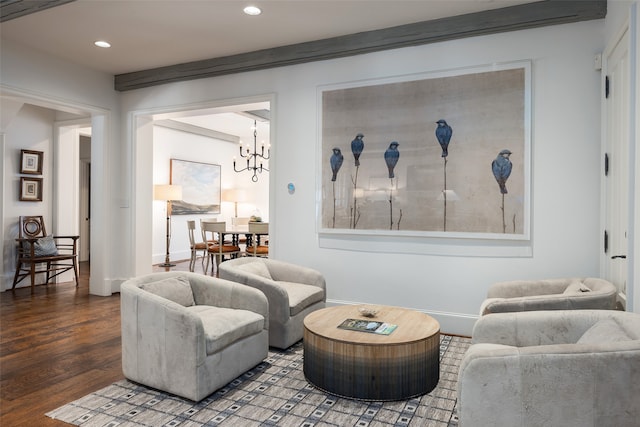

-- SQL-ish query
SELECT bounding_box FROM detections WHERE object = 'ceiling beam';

[154,119,240,144]
[0,0,76,22]
[115,0,606,92]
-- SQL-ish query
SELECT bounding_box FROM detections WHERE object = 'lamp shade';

[222,188,247,202]
[154,184,183,201]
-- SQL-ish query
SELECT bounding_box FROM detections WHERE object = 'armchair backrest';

[472,310,640,347]
[219,257,326,293]
[482,277,617,315]
[122,271,269,316]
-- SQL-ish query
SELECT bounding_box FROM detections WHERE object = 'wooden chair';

[231,216,251,247]
[201,221,241,275]
[187,220,209,272]
[246,221,269,257]
[200,217,224,244]
[13,215,79,292]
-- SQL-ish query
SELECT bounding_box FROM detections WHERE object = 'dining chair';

[231,216,251,247]
[200,221,241,275]
[200,217,219,244]
[186,220,209,272]
[246,221,269,257]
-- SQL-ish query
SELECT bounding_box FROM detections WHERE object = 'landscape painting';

[170,159,221,215]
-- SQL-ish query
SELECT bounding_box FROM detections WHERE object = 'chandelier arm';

[233,162,250,173]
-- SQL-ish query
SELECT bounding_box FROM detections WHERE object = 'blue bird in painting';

[330,147,344,181]
[435,119,452,158]
[384,141,400,179]
[492,149,513,194]
[351,133,364,166]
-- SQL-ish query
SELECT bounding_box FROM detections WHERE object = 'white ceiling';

[0,0,535,76]
[1,0,536,139]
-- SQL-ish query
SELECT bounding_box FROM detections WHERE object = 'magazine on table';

[337,318,398,335]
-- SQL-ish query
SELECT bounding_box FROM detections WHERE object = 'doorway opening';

[132,96,274,278]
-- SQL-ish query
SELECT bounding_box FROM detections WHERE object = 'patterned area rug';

[47,335,470,427]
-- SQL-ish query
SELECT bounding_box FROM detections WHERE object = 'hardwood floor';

[0,259,203,426]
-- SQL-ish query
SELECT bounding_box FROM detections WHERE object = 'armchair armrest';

[121,284,207,381]
[457,343,522,426]
[242,275,291,324]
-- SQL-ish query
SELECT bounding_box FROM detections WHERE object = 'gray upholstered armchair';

[479,277,617,315]
[458,310,640,426]
[120,272,269,401]
[219,258,326,349]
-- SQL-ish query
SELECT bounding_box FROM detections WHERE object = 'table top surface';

[228,226,269,235]
[198,223,268,234]
[304,304,440,345]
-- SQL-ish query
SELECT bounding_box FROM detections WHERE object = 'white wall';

[152,125,270,264]
[1,105,56,289]
[3,11,634,332]
[122,20,606,334]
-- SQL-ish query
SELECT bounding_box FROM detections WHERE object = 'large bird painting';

[321,62,529,236]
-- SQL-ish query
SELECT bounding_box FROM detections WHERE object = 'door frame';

[1,85,112,296]
[600,12,637,312]
[130,94,276,279]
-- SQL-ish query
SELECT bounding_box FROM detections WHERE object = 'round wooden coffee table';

[303,305,440,401]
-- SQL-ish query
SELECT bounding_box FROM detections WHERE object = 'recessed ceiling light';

[94,40,111,48]
[243,6,261,16]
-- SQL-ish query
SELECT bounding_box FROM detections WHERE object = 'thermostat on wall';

[287,183,295,194]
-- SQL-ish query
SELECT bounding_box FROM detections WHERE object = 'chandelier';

[234,119,270,182]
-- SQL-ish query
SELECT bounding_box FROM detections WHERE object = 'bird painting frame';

[317,60,531,253]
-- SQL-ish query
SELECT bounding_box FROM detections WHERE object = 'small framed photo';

[20,177,43,202]
[20,150,43,175]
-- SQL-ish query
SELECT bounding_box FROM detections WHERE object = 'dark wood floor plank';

[0,259,210,425]
[1,263,122,425]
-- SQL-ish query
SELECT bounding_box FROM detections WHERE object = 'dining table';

[220,223,268,247]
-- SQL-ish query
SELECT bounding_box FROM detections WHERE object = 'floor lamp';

[154,184,183,267]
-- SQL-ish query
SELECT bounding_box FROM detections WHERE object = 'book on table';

[337,318,398,335]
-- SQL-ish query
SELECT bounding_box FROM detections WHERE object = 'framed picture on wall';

[318,60,531,241]
[170,159,221,214]
[20,177,43,202]
[20,150,43,175]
